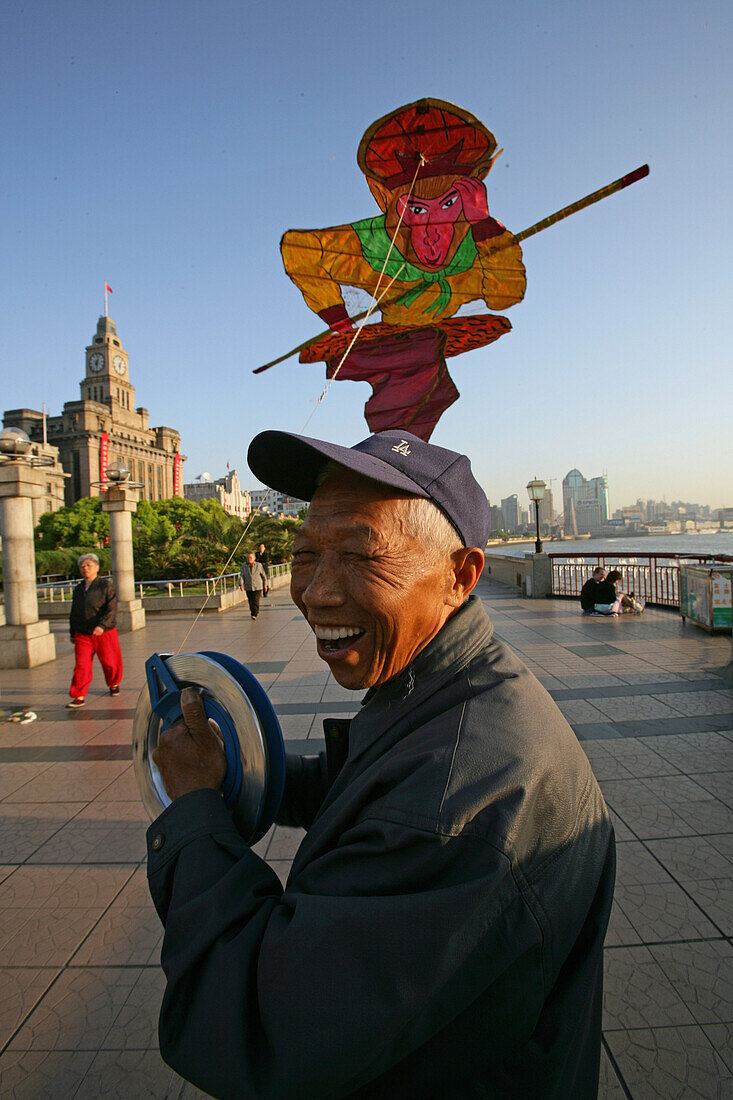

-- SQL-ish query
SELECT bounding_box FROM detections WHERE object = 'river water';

[486,533,733,560]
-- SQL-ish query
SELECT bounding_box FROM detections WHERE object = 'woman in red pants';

[67,553,123,708]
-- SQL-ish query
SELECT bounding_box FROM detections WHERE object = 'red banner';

[99,432,109,489]
[173,452,181,496]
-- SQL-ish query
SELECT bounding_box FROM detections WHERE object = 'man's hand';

[152,687,227,801]
[92,626,104,636]
[453,177,490,224]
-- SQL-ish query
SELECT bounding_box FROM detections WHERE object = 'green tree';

[36,497,109,551]
[242,513,300,564]
[132,500,182,579]
[174,499,247,577]
[31,495,302,583]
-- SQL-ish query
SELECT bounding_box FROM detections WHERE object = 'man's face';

[247,553,255,565]
[594,568,607,581]
[80,558,99,582]
[291,470,457,690]
[259,544,265,553]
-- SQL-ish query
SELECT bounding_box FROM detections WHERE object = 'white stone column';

[101,485,146,632]
[0,464,56,667]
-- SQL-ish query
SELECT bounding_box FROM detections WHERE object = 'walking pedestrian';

[67,553,123,708]
[239,552,267,619]
[255,543,270,597]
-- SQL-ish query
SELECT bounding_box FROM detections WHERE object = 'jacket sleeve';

[147,789,538,1100]
[275,752,330,829]
[280,224,367,316]
[475,228,526,311]
[97,579,117,630]
[69,585,83,636]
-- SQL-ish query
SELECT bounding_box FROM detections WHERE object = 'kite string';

[301,154,425,430]
[174,493,278,654]
[177,155,427,650]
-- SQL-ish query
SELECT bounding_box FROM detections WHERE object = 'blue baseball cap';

[247,429,489,549]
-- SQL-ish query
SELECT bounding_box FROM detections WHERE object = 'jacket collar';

[357,595,494,727]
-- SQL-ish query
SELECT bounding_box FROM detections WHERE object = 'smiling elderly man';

[147,429,615,1100]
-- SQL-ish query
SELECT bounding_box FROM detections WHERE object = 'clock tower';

[83,315,135,411]
[3,310,184,507]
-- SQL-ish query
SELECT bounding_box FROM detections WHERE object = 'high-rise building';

[575,498,602,531]
[500,494,521,532]
[562,469,609,533]
[589,477,609,525]
[562,469,587,533]
[487,504,505,533]
[538,487,554,530]
[4,314,184,507]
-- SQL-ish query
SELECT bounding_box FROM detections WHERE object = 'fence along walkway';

[549,551,732,607]
[36,563,292,603]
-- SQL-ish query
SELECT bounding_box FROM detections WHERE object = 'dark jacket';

[255,549,270,575]
[147,596,615,1100]
[580,577,600,610]
[69,576,117,636]
[595,579,618,605]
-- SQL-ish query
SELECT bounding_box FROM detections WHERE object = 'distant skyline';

[2,1,731,506]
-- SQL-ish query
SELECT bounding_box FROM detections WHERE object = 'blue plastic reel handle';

[144,653,244,807]
[199,652,286,837]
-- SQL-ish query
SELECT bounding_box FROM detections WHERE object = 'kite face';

[395,184,466,269]
[280,98,525,440]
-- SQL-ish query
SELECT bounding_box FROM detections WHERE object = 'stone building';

[184,470,251,521]
[3,314,184,509]
[248,489,308,518]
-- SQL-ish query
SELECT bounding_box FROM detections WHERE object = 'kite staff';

[254,163,649,375]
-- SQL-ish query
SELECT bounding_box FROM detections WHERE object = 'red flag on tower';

[105,284,113,294]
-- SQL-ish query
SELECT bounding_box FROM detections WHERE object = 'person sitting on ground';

[595,569,643,614]
[147,427,615,1100]
[67,553,123,708]
[580,566,606,612]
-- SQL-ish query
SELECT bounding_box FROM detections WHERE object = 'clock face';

[89,353,105,373]
[113,355,126,375]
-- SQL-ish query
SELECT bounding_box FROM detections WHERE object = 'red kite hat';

[357,98,498,189]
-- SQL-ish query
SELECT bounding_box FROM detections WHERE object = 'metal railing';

[36,562,292,602]
[548,552,732,608]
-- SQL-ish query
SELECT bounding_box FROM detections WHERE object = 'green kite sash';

[352,215,477,316]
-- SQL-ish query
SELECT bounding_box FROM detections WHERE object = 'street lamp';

[526,476,547,554]
[0,426,54,467]
[106,460,131,483]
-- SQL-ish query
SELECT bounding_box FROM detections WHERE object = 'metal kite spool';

[132,651,286,844]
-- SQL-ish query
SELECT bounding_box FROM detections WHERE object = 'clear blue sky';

[2,0,730,511]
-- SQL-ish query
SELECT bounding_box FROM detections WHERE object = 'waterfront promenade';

[0,574,731,1098]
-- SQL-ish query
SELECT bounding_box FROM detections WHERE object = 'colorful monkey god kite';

[261,98,648,441]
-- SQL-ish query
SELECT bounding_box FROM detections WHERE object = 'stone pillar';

[0,464,56,667]
[101,485,146,632]
[525,552,552,598]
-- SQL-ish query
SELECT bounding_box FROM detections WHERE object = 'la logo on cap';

[392,440,412,456]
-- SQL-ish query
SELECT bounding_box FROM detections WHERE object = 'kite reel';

[133,652,286,844]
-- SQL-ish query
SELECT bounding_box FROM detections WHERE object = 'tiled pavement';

[0,575,731,1098]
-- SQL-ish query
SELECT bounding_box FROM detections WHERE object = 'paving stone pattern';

[0,576,731,1098]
